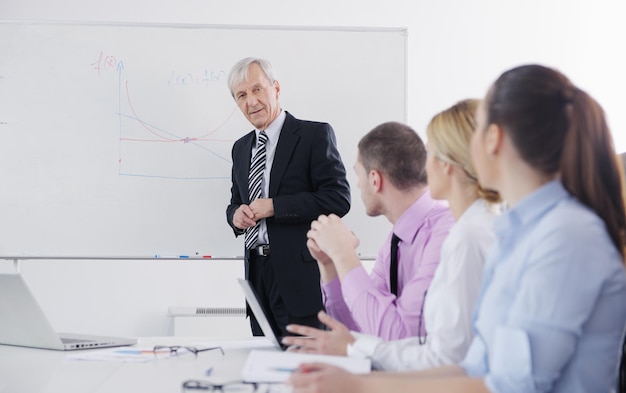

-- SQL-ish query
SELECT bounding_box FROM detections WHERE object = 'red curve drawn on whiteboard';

[121,80,238,143]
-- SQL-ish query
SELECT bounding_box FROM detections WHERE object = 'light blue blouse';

[462,180,626,393]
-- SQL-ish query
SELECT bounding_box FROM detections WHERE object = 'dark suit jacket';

[226,111,351,316]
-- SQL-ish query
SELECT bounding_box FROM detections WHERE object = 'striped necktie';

[244,131,268,250]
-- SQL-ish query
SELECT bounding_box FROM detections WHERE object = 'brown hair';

[427,99,500,204]
[358,122,427,190]
[487,64,626,261]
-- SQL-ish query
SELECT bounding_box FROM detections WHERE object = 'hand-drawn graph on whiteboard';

[93,51,248,180]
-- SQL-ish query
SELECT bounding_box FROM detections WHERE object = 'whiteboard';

[0,21,406,258]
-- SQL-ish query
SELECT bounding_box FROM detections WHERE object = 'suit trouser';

[248,252,322,338]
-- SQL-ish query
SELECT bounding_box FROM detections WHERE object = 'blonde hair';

[427,99,501,203]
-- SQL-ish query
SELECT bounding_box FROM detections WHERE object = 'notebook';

[237,278,288,350]
[242,348,371,383]
[0,273,136,351]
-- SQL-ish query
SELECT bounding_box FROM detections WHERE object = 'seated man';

[307,122,454,340]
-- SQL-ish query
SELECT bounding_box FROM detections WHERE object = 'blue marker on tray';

[154,255,189,259]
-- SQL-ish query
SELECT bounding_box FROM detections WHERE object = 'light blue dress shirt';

[461,180,626,393]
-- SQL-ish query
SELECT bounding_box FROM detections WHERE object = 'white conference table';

[0,336,287,393]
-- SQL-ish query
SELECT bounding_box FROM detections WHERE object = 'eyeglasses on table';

[182,380,290,393]
[152,345,224,360]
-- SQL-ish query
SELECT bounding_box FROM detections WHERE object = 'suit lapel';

[238,131,256,203]
[270,112,299,197]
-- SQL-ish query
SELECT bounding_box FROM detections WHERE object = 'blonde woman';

[284,99,500,371]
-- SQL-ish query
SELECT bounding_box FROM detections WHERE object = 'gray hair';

[227,57,277,97]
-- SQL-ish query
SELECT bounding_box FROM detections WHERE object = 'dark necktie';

[244,131,268,250]
[390,233,400,296]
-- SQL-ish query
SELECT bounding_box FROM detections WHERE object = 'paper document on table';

[241,349,371,383]
[67,347,158,363]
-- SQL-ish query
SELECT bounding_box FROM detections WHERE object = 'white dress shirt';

[347,199,497,371]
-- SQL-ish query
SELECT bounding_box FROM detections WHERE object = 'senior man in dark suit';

[226,57,351,337]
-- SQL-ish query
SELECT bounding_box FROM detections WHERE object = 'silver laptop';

[237,278,288,350]
[0,273,136,350]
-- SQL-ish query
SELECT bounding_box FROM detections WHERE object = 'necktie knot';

[391,233,400,247]
[258,130,268,146]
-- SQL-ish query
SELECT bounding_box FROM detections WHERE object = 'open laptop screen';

[0,273,136,350]
[237,278,288,350]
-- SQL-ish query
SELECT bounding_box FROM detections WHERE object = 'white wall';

[1,0,625,337]
[0,259,247,337]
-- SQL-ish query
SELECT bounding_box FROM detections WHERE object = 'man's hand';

[307,214,361,278]
[249,198,274,220]
[308,214,359,261]
[307,237,333,266]
[308,237,339,283]
[282,311,355,356]
[233,198,274,230]
[288,362,364,393]
[232,204,257,230]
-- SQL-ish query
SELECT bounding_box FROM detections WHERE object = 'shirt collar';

[255,109,285,146]
[495,179,568,234]
[393,188,440,244]
[456,198,488,226]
